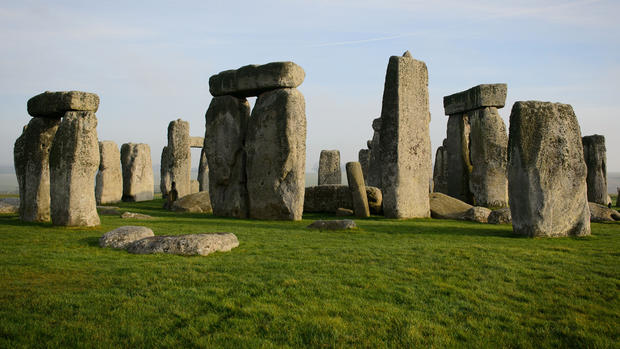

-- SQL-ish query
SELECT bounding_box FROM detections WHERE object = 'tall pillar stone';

[246,88,306,220]
[367,117,382,188]
[167,119,191,198]
[121,143,154,202]
[160,146,172,197]
[379,51,431,218]
[445,114,472,202]
[358,149,370,184]
[14,117,60,222]
[507,101,590,237]
[204,95,250,218]
[345,162,370,218]
[432,139,448,194]
[582,135,607,205]
[198,146,209,192]
[318,150,341,185]
[96,141,122,204]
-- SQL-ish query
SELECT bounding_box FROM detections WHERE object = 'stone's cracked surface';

[121,143,154,202]
[96,141,122,205]
[99,226,154,249]
[582,135,607,205]
[443,84,507,115]
[28,91,100,118]
[127,233,239,256]
[209,62,305,97]
[318,150,341,185]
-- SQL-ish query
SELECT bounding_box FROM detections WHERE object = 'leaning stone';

[507,101,590,237]
[488,207,512,224]
[346,162,370,218]
[172,191,212,213]
[96,141,122,205]
[379,51,431,218]
[318,150,341,185]
[167,119,191,198]
[190,136,204,148]
[464,206,492,223]
[49,111,100,227]
[307,219,357,230]
[121,143,154,202]
[335,208,354,216]
[443,84,507,115]
[204,95,250,218]
[429,192,472,220]
[209,62,305,97]
[14,117,60,222]
[588,202,620,222]
[97,206,121,216]
[0,198,19,214]
[121,212,154,220]
[246,88,306,220]
[445,113,473,203]
[127,233,239,256]
[358,149,370,183]
[582,135,607,205]
[99,226,154,249]
[27,91,99,118]
[198,147,209,192]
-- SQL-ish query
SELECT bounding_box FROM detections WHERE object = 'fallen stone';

[121,212,154,220]
[335,208,354,216]
[303,185,382,214]
[429,192,472,220]
[0,198,19,214]
[121,143,154,202]
[318,150,341,185]
[588,202,620,222]
[190,136,204,148]
[346,162,370,218]
[443,84,507,115]
[99,226,154,249]
[97,206,121,215]
[96,141,122,205]
[127,233,239,256]
[366,186,383,215]
[172,191,212,213]
[27,91,100,118]
[464,206,492,223]
[582,135,607,205]
[209,62,305,97]
[488,207,512,224]
[307,219,357,230]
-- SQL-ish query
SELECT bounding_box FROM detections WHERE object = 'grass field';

[1,198,619,348]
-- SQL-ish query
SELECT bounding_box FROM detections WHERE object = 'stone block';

[443,84,507,115]
[121,143,154,202]
[209,62,305,97]
[28,91,99,118]
[318,150,341,185]
[96,141,122,205]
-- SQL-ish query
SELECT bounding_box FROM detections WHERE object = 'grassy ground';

[1,199,619,348]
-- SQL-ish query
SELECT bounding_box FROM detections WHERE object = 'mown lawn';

[0,198,618,348]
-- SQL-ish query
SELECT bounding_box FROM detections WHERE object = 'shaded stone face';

[14,117,60,222]
[49,111,100,227]
[358,149,370,183]
[432,140,448,194]
[582,135,607,205]
[246,88,306,220]
[96,141,122,205]
[209,62,305,97]
[120,143,154,202]
[198,146,209,192]
[204,95,250,218]
[345,162,370,218]
[507,101,590,237]
[167,119,191,198]
[367,126,382,189]
[27,91,100,118]
[379,52,431,218]
[445,114,473,203]
[303,185,381,214]
[318,150,341,185]
[160,146,172,197]
[443,84,507,115]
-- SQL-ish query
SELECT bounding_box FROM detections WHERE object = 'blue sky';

[1,0,618,172]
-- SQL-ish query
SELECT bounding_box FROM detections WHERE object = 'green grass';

[1,199,619,348]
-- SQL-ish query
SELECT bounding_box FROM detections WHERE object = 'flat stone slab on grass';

[97,206,121,215]
[99,226,154,249]
[172,191,212,213]
[464,206,492,223]
[121,212,154,219]
[28,91,100,118]
[126,233,239,256]
[209,61,305,97]
[307,220,357,230]
[429,192,472,220]
[588,202,620,222]
[0,198,19,213]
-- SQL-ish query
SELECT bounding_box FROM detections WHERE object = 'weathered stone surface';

[464,206,492,223]
[121,143,154,202]
[582,135,607,205]
[507,101,590,237]
[190,180,199,194]
[346,162,370,218]
[209,62,305,97]
[27,91,100,118]
[358,149,370,183]
[445,113,473,203]
[49,111,100,227]
[432,139,448,194]
[167,119,191,198]
[379,51,431,218]
[204,95,250,218]
[190,136,204,148]
[304,185,382,214]
[97,206,121,215]
[488,207,512,224]
[121,211,154,219]
[172,191,212,213]
[127,233,239,256]
[429,192,472,220]
[367,124,382,188]
[0,198,19,214]
[366,186,383,215]
[96,141,122,205]
[335,208,354,216]
[443,84,507,115]
[246,88,306,220]
[307,219,357,230]
[14,117,60,222]
[198,147,209,192]
[468,107,508,207]
[588,202,620,222]
[99,226,154,249]
[318,150,341,185]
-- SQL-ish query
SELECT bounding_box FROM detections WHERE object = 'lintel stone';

[443,84,507,115]
[28,91,100,118]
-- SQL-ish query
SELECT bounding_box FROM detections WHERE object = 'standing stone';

[379,51,431,218]
[204,95,250,218]
[367,117,382,188]
[318,150,341,185]
[432,139,448,194]
[468,107,508,207]
[167,119,191,198]
[246,88,306,220]
[345,162,370,218]
[198,146,209,192]
[49,111,100,226]
[14,117,60,222]
[95,141,122,204]
[190,180,199,194]
[160,146,172,197]
[121,143,154,202]
[582,135,607,205]
[445,113,473,203]
[358,149,370,183]
[507,101,590,237]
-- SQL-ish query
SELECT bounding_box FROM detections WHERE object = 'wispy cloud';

[308,32,421,48]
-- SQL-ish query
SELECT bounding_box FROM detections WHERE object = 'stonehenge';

[507,101,590,237]
[318,150,341,185]
[96,141,122,205]
[121,143,154,202]
[443,84,508,207]
[582,135,607,205]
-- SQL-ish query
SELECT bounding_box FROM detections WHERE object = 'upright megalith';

[432,139,448,194]
[246,88,306,220]
[358,149,370,183]
[582,135,607,205]
[121,143,154,202]
[160,146,172,197]
[443,84,508,207]
[204,95,250,218]
[379,51,431,218]
[318,150,341,185]
[96,141,122,205]
[49,111,100,227]
[507,101,590,237]
[14,117,60,222]
[198,147,209,192]
[167,119,191,198]
[367,117,382,188]
[346,162,370,218]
